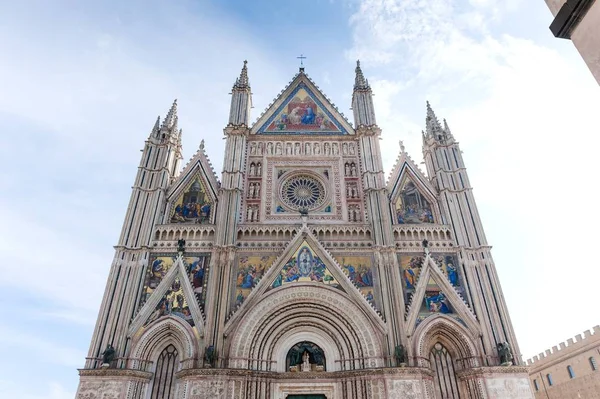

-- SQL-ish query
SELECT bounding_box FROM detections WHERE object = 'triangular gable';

[403,253,478,336]
[224,228,385,335]
[387,150,436,200]
[252,72,354,136]
[166,147,219,224]
[267,240,344,290]
[388,154,439,224]
[129,255,205,336]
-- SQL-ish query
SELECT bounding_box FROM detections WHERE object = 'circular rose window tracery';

[281,175,326,211]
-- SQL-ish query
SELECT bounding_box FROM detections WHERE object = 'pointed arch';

[413,314,479,362]
[129,315,198,370]
[129,256,205,337]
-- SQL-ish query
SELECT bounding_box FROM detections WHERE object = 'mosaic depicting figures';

[334,255,377,307]
[399,254,460,291]
[170,178,212,224]
[234,255,278,307]
[139,254,211,312]
[145,278,195,327]
[187,255,211,312]
[262,86,343,134]
[395,180,433,224]
[400,255,424,290]
[270,242,340,289]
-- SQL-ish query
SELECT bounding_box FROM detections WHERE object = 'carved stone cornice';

[176,366,434,380]
[223,125,250,136]
[355,125,381,137]
[455,365,529,378]
[78,368,153,381]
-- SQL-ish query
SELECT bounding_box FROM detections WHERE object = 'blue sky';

[1,0,599,397]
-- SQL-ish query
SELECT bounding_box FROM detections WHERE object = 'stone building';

[544,0,600,85]
[75,61,534,398]
[527,326,600,398]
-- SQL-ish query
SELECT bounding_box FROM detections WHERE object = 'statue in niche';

[332,143,339,155]
[301,351,311,371]
[250,143,257,155]
[342,143,348,155]
[204,345,216,368]
[257,142,264,155]
[497,342,513,366]
[275,143,282,155]
[324,142,330,155]
[267,142,273,155]
[305,142,312,155]
[256,163,262,175]
[101,344,116,367]
[349,143,356,155]
[394,344,407,366]
[294,142,300,155]
[314,143,321,155]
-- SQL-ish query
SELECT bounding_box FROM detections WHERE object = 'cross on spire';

[297,54,307,71]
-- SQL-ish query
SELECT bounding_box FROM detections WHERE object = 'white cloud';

[346,0,600,359]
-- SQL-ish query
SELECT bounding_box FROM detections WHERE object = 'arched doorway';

[286,341,326,371]
[429,342,461,399]
[150,344,179,399]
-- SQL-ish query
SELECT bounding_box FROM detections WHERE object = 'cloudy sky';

[1,0,599,397]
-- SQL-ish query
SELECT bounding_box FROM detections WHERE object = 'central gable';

[252,73,353,136]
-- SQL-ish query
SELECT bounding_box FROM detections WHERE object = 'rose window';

[281,175,326,211]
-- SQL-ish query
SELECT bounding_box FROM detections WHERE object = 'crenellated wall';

[526,325,600,398]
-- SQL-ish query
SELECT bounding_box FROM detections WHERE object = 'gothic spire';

[228,60,252,125]
[425,101,444,139]
[150,115,160,138]
[354,60,369,90]
[443,118,454,139]
[161,99,178,131]
[233,60,250,89]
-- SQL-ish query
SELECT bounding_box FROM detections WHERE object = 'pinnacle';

[234,60,250,88]
[150,115,160,137]
[354,60,369,90]
[443,118,454,138]
[425,101,443,138]
[161,99,178,130]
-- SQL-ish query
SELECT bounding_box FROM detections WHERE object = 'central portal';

[286,396,327,399]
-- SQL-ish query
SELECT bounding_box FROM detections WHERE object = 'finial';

[443,118,454,138]
[234,60,249,88]
[161,99,178,130]
[354,60,368,90]
[399,140,405,153]
[151,115,160,137]
[297,54,307,68]
[200,139,205,150]
[425,101,443,139]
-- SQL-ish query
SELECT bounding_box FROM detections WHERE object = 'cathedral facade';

[76,62,533,399]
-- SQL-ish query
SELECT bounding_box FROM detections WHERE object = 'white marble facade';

[76,62,533,399]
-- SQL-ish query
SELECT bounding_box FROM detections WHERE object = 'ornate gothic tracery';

[281,174,326,211]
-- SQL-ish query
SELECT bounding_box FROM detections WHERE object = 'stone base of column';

[457,366,533,398]
[75,368,152,399]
